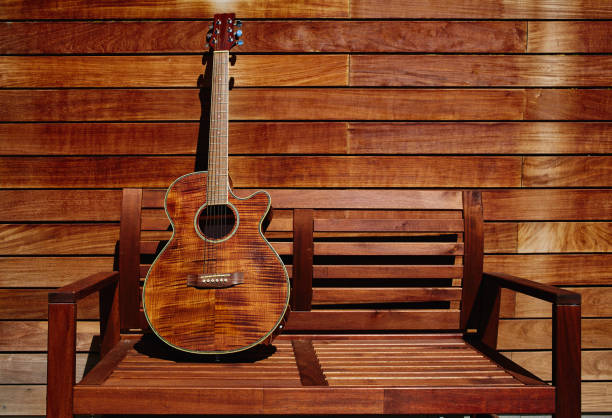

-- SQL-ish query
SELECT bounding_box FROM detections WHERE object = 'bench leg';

[553,304,581,418]
[47,303,76,418]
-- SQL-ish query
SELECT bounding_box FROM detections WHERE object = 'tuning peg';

[235,20,242,27]
[206,32,212,40]
[235,29,242,38]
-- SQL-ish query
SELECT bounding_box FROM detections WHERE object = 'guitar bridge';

[186,272,244,289]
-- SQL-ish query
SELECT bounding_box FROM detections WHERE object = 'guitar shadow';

[133,333,278,363]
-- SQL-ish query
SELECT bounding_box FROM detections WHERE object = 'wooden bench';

[47,188,581,417]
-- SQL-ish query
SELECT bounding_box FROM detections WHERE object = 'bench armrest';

[478,271,581,417]
[483,272,580,305]
[47,271,121,416]
[49,271,119,303]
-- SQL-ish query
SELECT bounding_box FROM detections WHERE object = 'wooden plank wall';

[0,0,611,414]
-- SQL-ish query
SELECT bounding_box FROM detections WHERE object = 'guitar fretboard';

[207,51,229,205]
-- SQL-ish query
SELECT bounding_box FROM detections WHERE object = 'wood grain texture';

[498,318,612,350]
[0,321,98,351]
[523,157,612,187]
[482,189,612,220]
[485,254,612,285]
[484,223,518,253]
[0,0,349,19]
[518,222,612,253]
[350,55,612,87]
[502,287,612,318]
[0,156,194,188]
[312,287,462,304]
[348,122,612,155]
[0,354,90,384]
[0,257,113,287]
[143,172,289,353]
[0,156,519,188]
[528,22,612,53]
[0,88,526,121]
[582,382,612,412]
[0,289,98,319]
[0,55,348,87]
[0,224,119,255]
[525,89,612,120]
[351,0,612,18]
[0,122,348,155]
[0,21,526,53]
[228,156,521,188]
[508,350,612,381]
[0,189,121,221]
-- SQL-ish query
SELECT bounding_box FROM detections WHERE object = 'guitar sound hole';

[197,204,237,240]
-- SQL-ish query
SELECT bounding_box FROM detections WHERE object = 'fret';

[206,50,230,205]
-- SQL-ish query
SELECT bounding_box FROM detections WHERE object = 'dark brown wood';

[312,287,462,304]
[99,278,120,358]
[314,218,464,232]
[48,271,119,303]
[554,304,581,418]
[476,277,501,350]
[79,338,137,386]
[291,340,328,386]
[484,272,580,305]
[119,188,142,331]
[0,88,526,122]
[0,21,525,54]
[461,191,484,329]
[47,303,76,418]
[292,209,314,311]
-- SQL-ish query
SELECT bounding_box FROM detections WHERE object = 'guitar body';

[143,171,290,354]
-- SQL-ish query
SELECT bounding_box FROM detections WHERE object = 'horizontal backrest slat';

[315,218,465,232]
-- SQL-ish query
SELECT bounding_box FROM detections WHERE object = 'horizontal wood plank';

[0,385,46,415]
[0,21,525,53]
[0,224,119,255]
[0,122,347,155]
[0,289,98,320]
[0,321,98,351]
[518,222,612,253]
[0,156,520,188]
[508,350,612,381]
[582,382,612,412]
[0,257,114,287]
[482,189,612,220]
[0,55,348,87]
[315,242,464,256]
[312,287,462,304]
[523,156,612,187]
[0,88,526,121]
[502,287,612,318]
[526,89,612,120]
[498,318,612,350]
[484,223,518,253]
[528,22,612,53]
[0,190,122,221]
[348,122,612,155]
[351,0,612,18]
[314,218,464,232]
[286,310,460,331]
[350,55,612,87]
[485,254,612,286]
[0,1,349,19]
[0,353,90,384]
[229,156,521,188]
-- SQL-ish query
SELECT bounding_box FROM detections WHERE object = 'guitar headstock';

[206,13,243,51]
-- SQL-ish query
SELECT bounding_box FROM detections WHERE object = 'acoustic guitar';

[143,13,290,354]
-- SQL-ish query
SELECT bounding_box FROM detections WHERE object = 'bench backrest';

[118,188,483,333]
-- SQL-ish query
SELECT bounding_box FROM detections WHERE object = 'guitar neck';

[207,50,230,205]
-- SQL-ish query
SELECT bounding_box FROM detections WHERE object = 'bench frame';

[47,188,581,417]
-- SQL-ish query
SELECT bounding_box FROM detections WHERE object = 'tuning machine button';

[235,29,242,38]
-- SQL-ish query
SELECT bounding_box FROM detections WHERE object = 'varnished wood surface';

[528,22,612,53]
[351,0,612,18]
[143,173,289,353]
[0,21,526,54]
[0,0,349,19]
